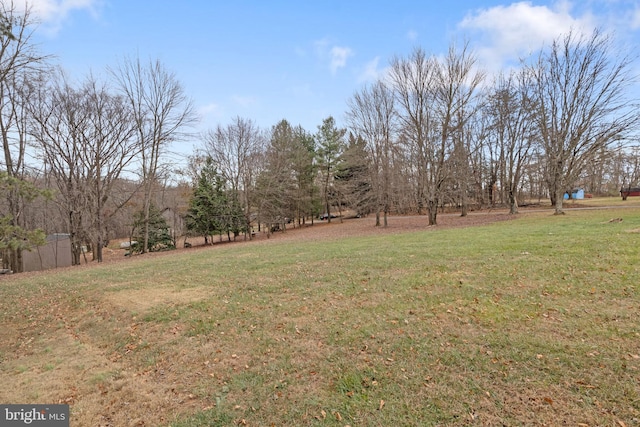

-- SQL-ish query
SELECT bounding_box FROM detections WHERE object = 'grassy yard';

[1,207,639,426]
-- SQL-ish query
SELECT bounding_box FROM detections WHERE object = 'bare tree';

[389,47,438,220]
[463,110,490,208]
[28,71,139,263]
[529,29,640,214]
[0,3,50,271]
[346,80,396,226]
[202,116,264,238]
[485,70,537,214]
[618,145,640,199]
[28,71,91,265]
[390,43,483,225]
[82,76,139,261]
[434,42,484,219]
[109,56,197,252]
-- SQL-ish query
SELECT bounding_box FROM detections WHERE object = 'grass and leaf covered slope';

[1,208,639,426]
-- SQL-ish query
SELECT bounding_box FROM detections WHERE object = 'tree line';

[1,3,639,271]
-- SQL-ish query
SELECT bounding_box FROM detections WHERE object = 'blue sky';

[23,0,640,154]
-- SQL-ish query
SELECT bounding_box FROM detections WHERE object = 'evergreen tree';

[334,134,373,217]
[255,120,297,231]
[291,125,318,224]
[315,116,346,222]
[0,173,49,270]
[224,190,249,241]
[185,158,247,242]
[130,204,174,253]
[185,158,227,243]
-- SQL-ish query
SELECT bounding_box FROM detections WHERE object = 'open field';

[1,201,640,426]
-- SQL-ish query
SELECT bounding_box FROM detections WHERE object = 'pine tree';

[185,158,227,243]
[256,120,297,231]
[334,134,373,217]
[130,204,174,253]
[315,117,346,222]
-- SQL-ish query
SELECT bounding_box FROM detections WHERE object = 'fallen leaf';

[543,396,553,405]
[335,412,342,421]
[379,400,385,410]
[576,380,596,389]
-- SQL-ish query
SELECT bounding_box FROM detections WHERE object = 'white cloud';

[314,38,353,75]
[630,6,640,29]
[357,56,383,83]
[458,1,595,70]
[329,46,353,74]
[17,0,102,34]
[406,30,418,41]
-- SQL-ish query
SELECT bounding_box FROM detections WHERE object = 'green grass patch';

[1,208,639,426]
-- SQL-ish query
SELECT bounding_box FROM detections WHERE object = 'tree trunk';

[96,236,103,262]
[460,187,468,217]
[553,188,565,215]
[508,190,519,214]
[15,249,23,274]
[325,198,331,224]
[427,199,438,226]
[96,183,104,262]
[142,183,152,254]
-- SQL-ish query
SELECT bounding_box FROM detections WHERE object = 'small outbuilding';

[21,233,73,272]
[564,188,585,200]
[621,187,640,200]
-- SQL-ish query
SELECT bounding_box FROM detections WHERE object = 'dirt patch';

[105,287,210,313]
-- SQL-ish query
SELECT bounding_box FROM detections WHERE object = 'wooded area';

[1,3,639,272]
